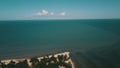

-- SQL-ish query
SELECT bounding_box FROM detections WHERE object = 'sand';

[1,52,75,68]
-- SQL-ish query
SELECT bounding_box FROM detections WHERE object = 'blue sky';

[0,0,120,20]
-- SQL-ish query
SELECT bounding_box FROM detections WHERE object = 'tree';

[15,61,22,68]
[1,62,6,68]
[7,60,16,68]
[30,57,39,68]
[15,60,29,68]
[22,60,30,68]
[57,54,72,68]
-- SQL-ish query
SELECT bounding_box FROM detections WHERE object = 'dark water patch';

[86,19,120,36]
[73,40,120,68]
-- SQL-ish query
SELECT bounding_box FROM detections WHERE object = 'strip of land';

[0,52,75,68]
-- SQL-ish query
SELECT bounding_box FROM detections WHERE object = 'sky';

[0,0,120,20]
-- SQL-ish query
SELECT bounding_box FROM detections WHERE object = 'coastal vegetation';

[0,54,72,68]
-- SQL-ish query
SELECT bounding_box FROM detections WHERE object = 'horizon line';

[0,18,120,21]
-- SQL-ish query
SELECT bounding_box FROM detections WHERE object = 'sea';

[0,19,120,68]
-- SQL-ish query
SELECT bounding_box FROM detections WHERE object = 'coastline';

[1,52,75,68]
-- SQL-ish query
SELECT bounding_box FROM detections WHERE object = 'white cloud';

[60,12,66,16]
[50,12,54,16]
[34,10,66,17]
[42,10,48,15]
[36,10,49,16]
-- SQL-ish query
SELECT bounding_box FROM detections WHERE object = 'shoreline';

[1,51,75,68]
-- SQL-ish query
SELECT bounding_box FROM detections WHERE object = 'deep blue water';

[0,19,120,60]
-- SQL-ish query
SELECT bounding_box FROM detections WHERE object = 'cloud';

[36,10,49,16]
[50,12,54,16]
[34,10,66,17]
[60,12,66,16]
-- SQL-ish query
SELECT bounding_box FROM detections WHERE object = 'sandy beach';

[1,52,75,68]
